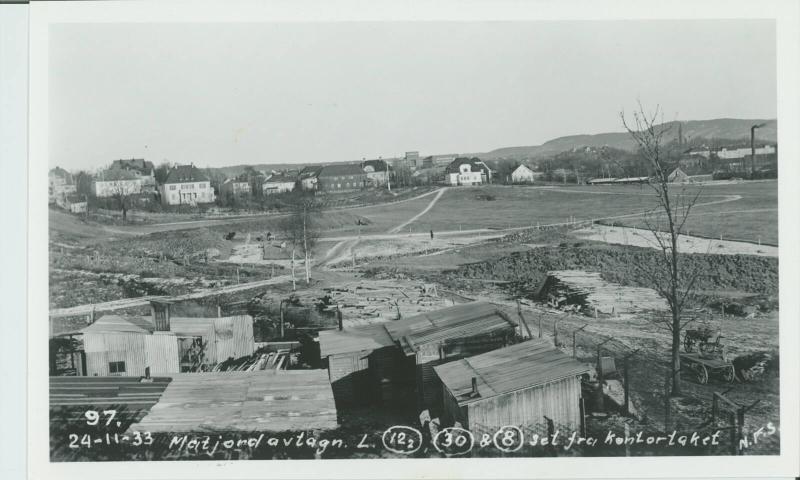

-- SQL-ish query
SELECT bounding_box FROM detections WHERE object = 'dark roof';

[299,166,323,178]
[50,376,172,409]
[434,338,592,406]
[362,159,389,172]
[385,301,515,355]
[319,324,395,357]
[111,158,154,174]
[163,164,209,184]
[318,301,515,357]
[265,173,296,183]
[444,157,490,175]
[318,163,367,177]
[49,166,72,178]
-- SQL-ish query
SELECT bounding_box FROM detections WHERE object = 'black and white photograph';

[17,0,800,478]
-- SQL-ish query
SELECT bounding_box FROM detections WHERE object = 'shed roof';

[434,338,591,406]
[318,324,394,357]
[82,315,155,334]
[385,301,515,355]
[129,370,337,432]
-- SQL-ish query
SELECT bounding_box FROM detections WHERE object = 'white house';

[361,159,390,186]
[49,167,75,203]
[444,158,492,186]
[716,145,776,160]
[510,164,537,183]
[219,177,252,200]
[94,178,145,198]
[159,164,215,206]
[262,173,296,195]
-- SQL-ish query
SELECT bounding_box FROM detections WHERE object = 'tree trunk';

[302,210,310,284]
[291,247,296,291]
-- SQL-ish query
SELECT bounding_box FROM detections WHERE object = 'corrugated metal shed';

[318,324,394,357]
[434,338,591,406]
[385,301,516,355]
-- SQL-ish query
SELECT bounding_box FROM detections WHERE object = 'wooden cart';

[680,353,735,385]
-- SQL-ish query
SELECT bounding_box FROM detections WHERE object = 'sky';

[49,20,777,171]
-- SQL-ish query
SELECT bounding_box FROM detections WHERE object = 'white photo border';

[28,1,800,479]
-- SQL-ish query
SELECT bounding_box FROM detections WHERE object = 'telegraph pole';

[750,123,766,177]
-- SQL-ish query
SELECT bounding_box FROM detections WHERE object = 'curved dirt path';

[387,187,448,234]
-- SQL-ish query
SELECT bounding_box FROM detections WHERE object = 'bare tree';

[101,168,141,223]
[279,196,321,286]
[620,102,703,397]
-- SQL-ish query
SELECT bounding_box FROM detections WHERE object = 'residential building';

[48,167,75,204]
[444,157,493,186]
[668,167,690,183]
[159,164,215,206]
[80,301,254,376]
[405,151,420,169]
[110,158,155,178]
[362,159,390,186]
[262,173,297,195]
[510,164,537,183]
[55,192,88,214]
[317,164,368,192]
[219,176,252,201]
[93,178,145,198]
[298,166,322,191]
[435,338,591,431]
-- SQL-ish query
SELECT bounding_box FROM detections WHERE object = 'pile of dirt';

[453,243,778,301]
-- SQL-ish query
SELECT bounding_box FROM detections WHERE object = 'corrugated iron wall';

[214,315,255,362]
[144,333,180,374]
[465,376,582,431]
[83,332,147,377]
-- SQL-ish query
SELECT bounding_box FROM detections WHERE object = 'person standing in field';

[430,229,434,240]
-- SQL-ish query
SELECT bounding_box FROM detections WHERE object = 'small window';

[337,183,341,188]
[109,361,126,374]
[169,185,176,190]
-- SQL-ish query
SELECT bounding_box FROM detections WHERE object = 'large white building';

[262,173,296,195]
[94,178,145,197]
[444,158,492,186]
[159,164,215,206]
[716,145,776,159]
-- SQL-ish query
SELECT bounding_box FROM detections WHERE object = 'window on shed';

[108,361,126,374]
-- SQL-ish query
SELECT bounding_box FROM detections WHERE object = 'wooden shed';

[318,301,518,411]
[385,301,518,412]
[81,313,254,376]
[434,338,591,431]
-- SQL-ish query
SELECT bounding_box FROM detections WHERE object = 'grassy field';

[405,181,777,244]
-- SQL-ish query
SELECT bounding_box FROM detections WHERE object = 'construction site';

[47,179,780,461]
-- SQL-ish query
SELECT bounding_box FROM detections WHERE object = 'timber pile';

[213,349,293,372]
[320,280,454,328]
[129,371,337,432]
[49,376,172,408]
[539,270,668,317]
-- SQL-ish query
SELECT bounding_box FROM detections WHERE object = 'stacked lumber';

[540,270,668,317]
[319,280,454,329]
[212,349,294,372]
[129,371,337,432]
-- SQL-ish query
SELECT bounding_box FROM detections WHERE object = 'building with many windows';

[317,164,368,192]
[159,164,215,206]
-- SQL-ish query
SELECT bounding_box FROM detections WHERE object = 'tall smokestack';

[337,307,343,331]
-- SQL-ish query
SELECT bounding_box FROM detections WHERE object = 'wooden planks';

[129,371,337,432]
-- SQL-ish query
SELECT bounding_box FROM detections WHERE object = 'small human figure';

[430,229,434,240]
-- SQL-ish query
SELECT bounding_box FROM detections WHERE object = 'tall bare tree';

[101,168,141,223]
[279,196,321,286]
[620,102,703,397]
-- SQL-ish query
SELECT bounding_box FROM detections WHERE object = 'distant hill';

[481,118,778,160]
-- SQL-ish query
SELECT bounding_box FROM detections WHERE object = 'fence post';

[538,315,542,338]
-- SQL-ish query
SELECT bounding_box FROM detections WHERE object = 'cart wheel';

[722,366,735,383]
[684,336,694,353]
[688,363,708,384]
